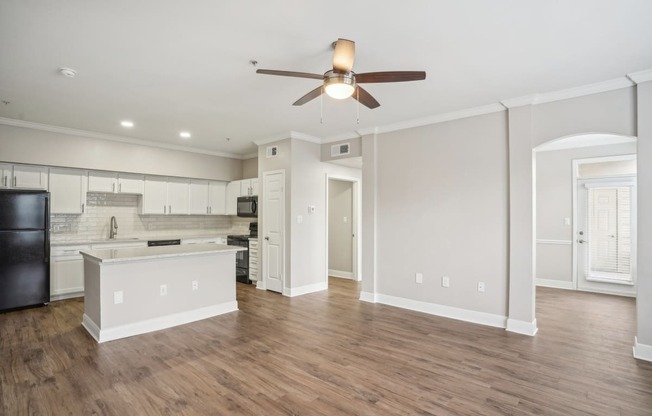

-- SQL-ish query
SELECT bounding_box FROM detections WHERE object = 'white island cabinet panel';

[49,168,87,214]
[80,244,243,343]
[189,180,209,214]
[142,176,168,214]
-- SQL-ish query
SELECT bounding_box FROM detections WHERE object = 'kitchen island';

[80,243,245,343]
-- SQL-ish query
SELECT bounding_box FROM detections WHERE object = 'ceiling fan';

[256,38,426,109]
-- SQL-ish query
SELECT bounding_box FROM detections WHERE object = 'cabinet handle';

[119,183,122,193]
[14,176,17,187]
[112,183,115,193]
[3,175,6,187]
[164,205,166,214]
[169,205,171,214]
[81,203,85,213]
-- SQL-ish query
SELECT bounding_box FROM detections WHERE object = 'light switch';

[343,216,348,223]
[114,291,123,304]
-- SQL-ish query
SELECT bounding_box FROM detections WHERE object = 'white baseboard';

[375,293,507,329]
[535,278,574,290]
[506,318,538,336]
[359,291,377,303]
[82,301,239,343]
[633,336,652,362]
[255,280,267,290]
[50,291,84,302]
[328,269,353,279]
[286,281,328,297]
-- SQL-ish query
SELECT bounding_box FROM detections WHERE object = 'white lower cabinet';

[50,245,90,300]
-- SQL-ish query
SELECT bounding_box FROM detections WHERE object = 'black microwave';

[237,196,257,218]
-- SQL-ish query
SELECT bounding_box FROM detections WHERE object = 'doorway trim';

[325,173,362,283]
[571,154,637,294]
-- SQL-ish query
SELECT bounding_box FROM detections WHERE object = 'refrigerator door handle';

[45,194,50,262]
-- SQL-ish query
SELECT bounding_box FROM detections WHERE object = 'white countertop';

[51,233,234,246]
[80,243,245,263]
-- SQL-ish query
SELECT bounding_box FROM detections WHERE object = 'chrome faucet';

[110,216,118,239]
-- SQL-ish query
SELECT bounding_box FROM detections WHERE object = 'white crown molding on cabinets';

[501,77,636,108]
[627,69,652,84]
[0,117,245,160]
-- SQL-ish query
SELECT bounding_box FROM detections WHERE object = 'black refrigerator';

[0,190,50,312]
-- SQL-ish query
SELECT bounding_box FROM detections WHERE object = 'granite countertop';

[80,243,246,263]
[51,233,234,246]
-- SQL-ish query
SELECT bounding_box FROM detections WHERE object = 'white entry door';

[576,178,636,296]
[263,170,285,293]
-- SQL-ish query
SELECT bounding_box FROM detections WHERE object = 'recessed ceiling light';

[179,131,191,139]
[120,120,134,128]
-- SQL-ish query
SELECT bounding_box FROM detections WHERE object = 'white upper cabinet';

[239,178,259,196]
[142,176,168,214]
[88,171,117,193]
[250,178,259,196]
[13,165,48,190]
[208,181,227,215]
[88,171,144,194]
[188,180,209,215]
[0,163,11,188]
[49,168,87,214]
[167,178,189,215]
[117,173,144,194]
[226,181,240,215]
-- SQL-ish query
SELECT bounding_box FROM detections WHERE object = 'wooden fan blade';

[293,86,324,106]
[353,86,380,109]
[333,38,355,73]
[356,71,426,83]
[256,69,323,80]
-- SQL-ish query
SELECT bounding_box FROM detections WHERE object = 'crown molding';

[252,130,321,146]
[373,103,506,136]
[242,152,258,159]
[289,131,322,144]
[501,77,636,109]
[321,131,362,144]
[0,117,246,160]
[627,69,652,84]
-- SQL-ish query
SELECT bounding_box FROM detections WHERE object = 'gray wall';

[373,111,509,316]
[242,157,258,179]
[0,124,243,181]
[535,143,637,283]
[328,179,353,274]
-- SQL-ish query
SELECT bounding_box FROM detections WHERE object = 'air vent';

[331,143,350,157]
[266,145,279,158]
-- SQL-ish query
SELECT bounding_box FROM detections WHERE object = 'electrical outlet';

[343,216,348,223]
[192,280,198,291]
[114,291,123,304]
[160,284,167,296]
[442,276,450,288]
[415,272,423,284]
[478,282,485,292]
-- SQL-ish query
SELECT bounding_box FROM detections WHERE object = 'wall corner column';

[360,130,378,302]
[505,104,538,336]
[634,79,652,361]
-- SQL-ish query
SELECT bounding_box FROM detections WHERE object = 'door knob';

[265,237,270,241]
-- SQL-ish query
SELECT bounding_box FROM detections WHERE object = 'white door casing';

[262,170,285,293]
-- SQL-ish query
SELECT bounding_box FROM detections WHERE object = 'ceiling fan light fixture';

[324,71,355,100]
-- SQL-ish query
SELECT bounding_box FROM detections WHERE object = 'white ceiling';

[1,0,651,157]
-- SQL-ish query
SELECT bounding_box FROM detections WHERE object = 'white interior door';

[263,170,284,293]
[576,178,636,296]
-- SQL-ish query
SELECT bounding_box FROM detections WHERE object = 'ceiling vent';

[266,145,279,158]
[331,143,350,157]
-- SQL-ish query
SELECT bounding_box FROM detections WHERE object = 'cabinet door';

[50,258,85,297]
[167,178,190,215]
[88,171,117,193]
[189,180,209,214]
[13,165,48,189]
[208,181,227,215]
[250,178,259,196]
[226,181,241,215]
[240,179,250,196]
[49,168,86,214]
[117,173,144,194]
[0,163,11,189]
[142,176,168,214]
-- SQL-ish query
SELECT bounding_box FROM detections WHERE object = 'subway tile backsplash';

[51,193,250,241]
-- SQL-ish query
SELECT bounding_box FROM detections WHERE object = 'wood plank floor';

[1,279,651,415]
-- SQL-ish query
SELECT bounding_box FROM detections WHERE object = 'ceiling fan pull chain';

[356,88,360,124]
[320,88,324,124]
